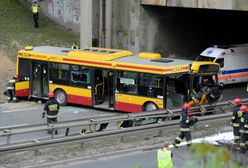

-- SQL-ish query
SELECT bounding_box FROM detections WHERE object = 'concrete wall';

[35,0,81,32]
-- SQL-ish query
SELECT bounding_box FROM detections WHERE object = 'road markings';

[1,107,39,113]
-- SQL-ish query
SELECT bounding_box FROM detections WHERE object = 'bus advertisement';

[15,46,222,113]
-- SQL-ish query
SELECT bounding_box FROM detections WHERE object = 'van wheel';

[144,102,157,111]
[55,89,68,106]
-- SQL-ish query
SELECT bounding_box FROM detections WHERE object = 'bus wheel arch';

[54,89,68,106]
[143,101,158,111]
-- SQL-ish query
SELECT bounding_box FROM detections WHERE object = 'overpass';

[27,0,248,59]
[141,0,248,11]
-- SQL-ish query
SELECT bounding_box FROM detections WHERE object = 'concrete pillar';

[99,0,112,48]
[105,0,112,48]
[99,0,105,47]
[80,0,92,48]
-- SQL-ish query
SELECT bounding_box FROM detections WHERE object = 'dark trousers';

[233,127,240,143]
[33,13,39,28]
[7,89,16,101]
[174,131,192,148]
[47,117,58,134]
[240,133,248,149]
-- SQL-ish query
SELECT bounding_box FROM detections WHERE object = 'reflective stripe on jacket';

[44,98,60,119]
[157,149,173,168]
[231,105,242,127]
[240,113,248,134]
[7,79,15,90]
[179,109,191,132]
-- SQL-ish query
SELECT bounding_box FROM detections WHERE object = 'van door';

[224,55,242,84]
[242,55,248,83]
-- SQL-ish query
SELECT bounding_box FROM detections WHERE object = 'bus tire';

[144,102,157,111]
[55,89,68,106]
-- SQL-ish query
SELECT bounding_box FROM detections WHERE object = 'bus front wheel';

[55,89,68,106]
[144,102,157,111]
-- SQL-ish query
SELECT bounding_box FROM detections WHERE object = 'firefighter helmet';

[48,92,54,98]
[183,103,190,110]
[234,98,242,105]
[240,105,248,112]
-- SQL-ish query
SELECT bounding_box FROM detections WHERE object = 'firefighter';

[173,103,197,149]
[230,98,243,144]
[6,76,17,102]
[157,142,173,168]
[240,105,248,152]
[31,1,40,28]
[43,92,60,134]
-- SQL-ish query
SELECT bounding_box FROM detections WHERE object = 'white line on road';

[1,107,39,113]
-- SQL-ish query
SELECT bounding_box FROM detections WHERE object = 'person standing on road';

[230,98,243,145]
[157,142,173,168]
[31,1,40,28]
[240,105,248,152]
[173,103,197,149]
[6,76,17,102]
[43,92,60,134]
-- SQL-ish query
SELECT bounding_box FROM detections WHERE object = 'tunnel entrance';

[141,6,248,60]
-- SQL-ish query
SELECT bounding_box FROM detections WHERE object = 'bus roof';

[18,46,193,74]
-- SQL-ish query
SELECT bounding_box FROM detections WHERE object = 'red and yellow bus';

[15,46,221,112]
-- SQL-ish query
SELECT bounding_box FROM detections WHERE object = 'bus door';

[93,69,114,109]
[30,61,49,98]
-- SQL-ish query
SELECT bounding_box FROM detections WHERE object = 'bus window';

[18,58,30,81]
[116,71,138,94]
[71,65,90,88]
[139,73,163,98]
[49,63,70,85]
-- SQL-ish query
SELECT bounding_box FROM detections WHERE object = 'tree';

[185,143,246,168]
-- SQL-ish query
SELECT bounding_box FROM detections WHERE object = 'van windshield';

[196,55,215,62]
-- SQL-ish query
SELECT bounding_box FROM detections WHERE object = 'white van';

[196,44,248,85]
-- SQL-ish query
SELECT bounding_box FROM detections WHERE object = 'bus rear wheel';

[55,89,68,106]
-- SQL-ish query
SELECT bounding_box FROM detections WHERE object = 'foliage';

[185,143,245,168]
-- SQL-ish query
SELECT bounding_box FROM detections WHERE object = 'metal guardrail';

[0,98,247,154]
[0,112,232,154]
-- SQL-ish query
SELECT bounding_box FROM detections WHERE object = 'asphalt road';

[0,83,247,167]
[0,83,247,144]
[51,147,189,168]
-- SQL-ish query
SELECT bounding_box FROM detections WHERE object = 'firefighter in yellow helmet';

[31,1,40,28]
[157,142,173,168]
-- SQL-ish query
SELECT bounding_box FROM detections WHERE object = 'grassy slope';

[0,0,79,61]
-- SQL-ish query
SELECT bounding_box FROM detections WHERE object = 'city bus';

[15,46,221,113]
